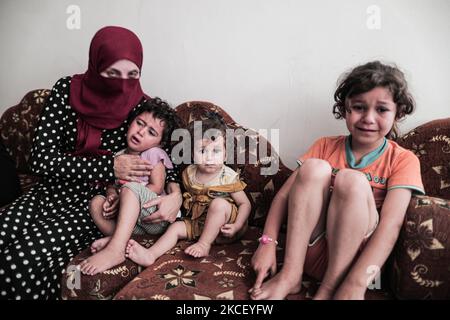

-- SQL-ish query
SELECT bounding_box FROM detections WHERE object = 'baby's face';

[127,111,165,154]
[193,136,226,174]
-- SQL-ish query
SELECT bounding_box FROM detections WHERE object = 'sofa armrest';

[0,89,50,173]
[390,195,450,299]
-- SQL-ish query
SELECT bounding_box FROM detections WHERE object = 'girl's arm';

[230,190,251,228]
[335,188,412,299]
[146,162,166,195]
[250,168,299,290]
[261,168,299,239]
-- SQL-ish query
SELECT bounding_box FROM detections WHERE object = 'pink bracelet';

[258,234,278,245]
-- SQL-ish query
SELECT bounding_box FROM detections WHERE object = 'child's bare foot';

[184,241,211,258]
[250,272,301,300]
[79,245,125,276]
[125,239,156,267]
[90,236,111,253]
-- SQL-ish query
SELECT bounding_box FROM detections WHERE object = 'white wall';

[1,0,449,169]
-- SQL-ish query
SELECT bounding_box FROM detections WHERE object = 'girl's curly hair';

[128,97,181,148]
[333,61,415,139]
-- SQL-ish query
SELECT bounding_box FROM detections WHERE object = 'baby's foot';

[250,272,301,300]
[125,239,156,267]
[79,245,125,276]
[184,241,211,258]
[90,236,111,253]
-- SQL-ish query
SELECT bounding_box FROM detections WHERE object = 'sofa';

[1,89,449,300]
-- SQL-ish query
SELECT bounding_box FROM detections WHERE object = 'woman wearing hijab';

[0,26,182,299]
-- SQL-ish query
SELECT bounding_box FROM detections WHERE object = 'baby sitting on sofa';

[126,115,251,265]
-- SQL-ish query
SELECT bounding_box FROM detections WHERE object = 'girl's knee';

[333,169,370,196]
[208,198,231,213]
[297,159,332,183]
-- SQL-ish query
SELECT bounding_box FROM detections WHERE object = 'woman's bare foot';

[79,244,125,276]
[184,241,211,258]
[250,272,301,300]
[90,236,111,253]
[125,239,156,267]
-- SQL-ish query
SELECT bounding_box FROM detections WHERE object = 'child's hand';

[220,223,240,238]
[249,243,277,296]
[102,194,119,219]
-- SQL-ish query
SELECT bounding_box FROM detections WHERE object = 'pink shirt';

[116,147,173,194]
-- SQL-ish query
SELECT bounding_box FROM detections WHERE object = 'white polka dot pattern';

[0,77,180,299]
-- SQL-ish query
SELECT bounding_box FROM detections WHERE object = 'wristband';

[258,234,278,245]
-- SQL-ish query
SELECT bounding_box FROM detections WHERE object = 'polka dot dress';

[0,77,180,299]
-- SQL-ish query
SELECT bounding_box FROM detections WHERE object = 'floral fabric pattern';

[397,118,450,199]
[0,89,50,173]
[391,196,449,299]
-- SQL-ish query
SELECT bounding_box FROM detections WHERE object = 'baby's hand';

[220,223,240,238]
[102,194,119,219]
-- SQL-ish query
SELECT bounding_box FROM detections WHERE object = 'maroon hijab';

[70,26,148,156]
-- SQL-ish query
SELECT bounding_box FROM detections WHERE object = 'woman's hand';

[141,191,182,224]
[248,243,278,294]
[114,154,153,182]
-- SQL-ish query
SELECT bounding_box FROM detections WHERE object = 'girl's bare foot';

[313,283,335,300]
[90,236,111,253]
[79,244,125,276]
[184,241,211,258]
[125,239,156,267]
[250,272,301,300]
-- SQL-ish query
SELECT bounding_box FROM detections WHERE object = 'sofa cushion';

[61,228,268,300]
[396,118,450,200]
[0,89,50,173]
[390,195,450,299]
[114,227,265,300]
[62,226,391,300]
[62,228,271,300]
[114,225,391,300]
[61,242,144,300]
